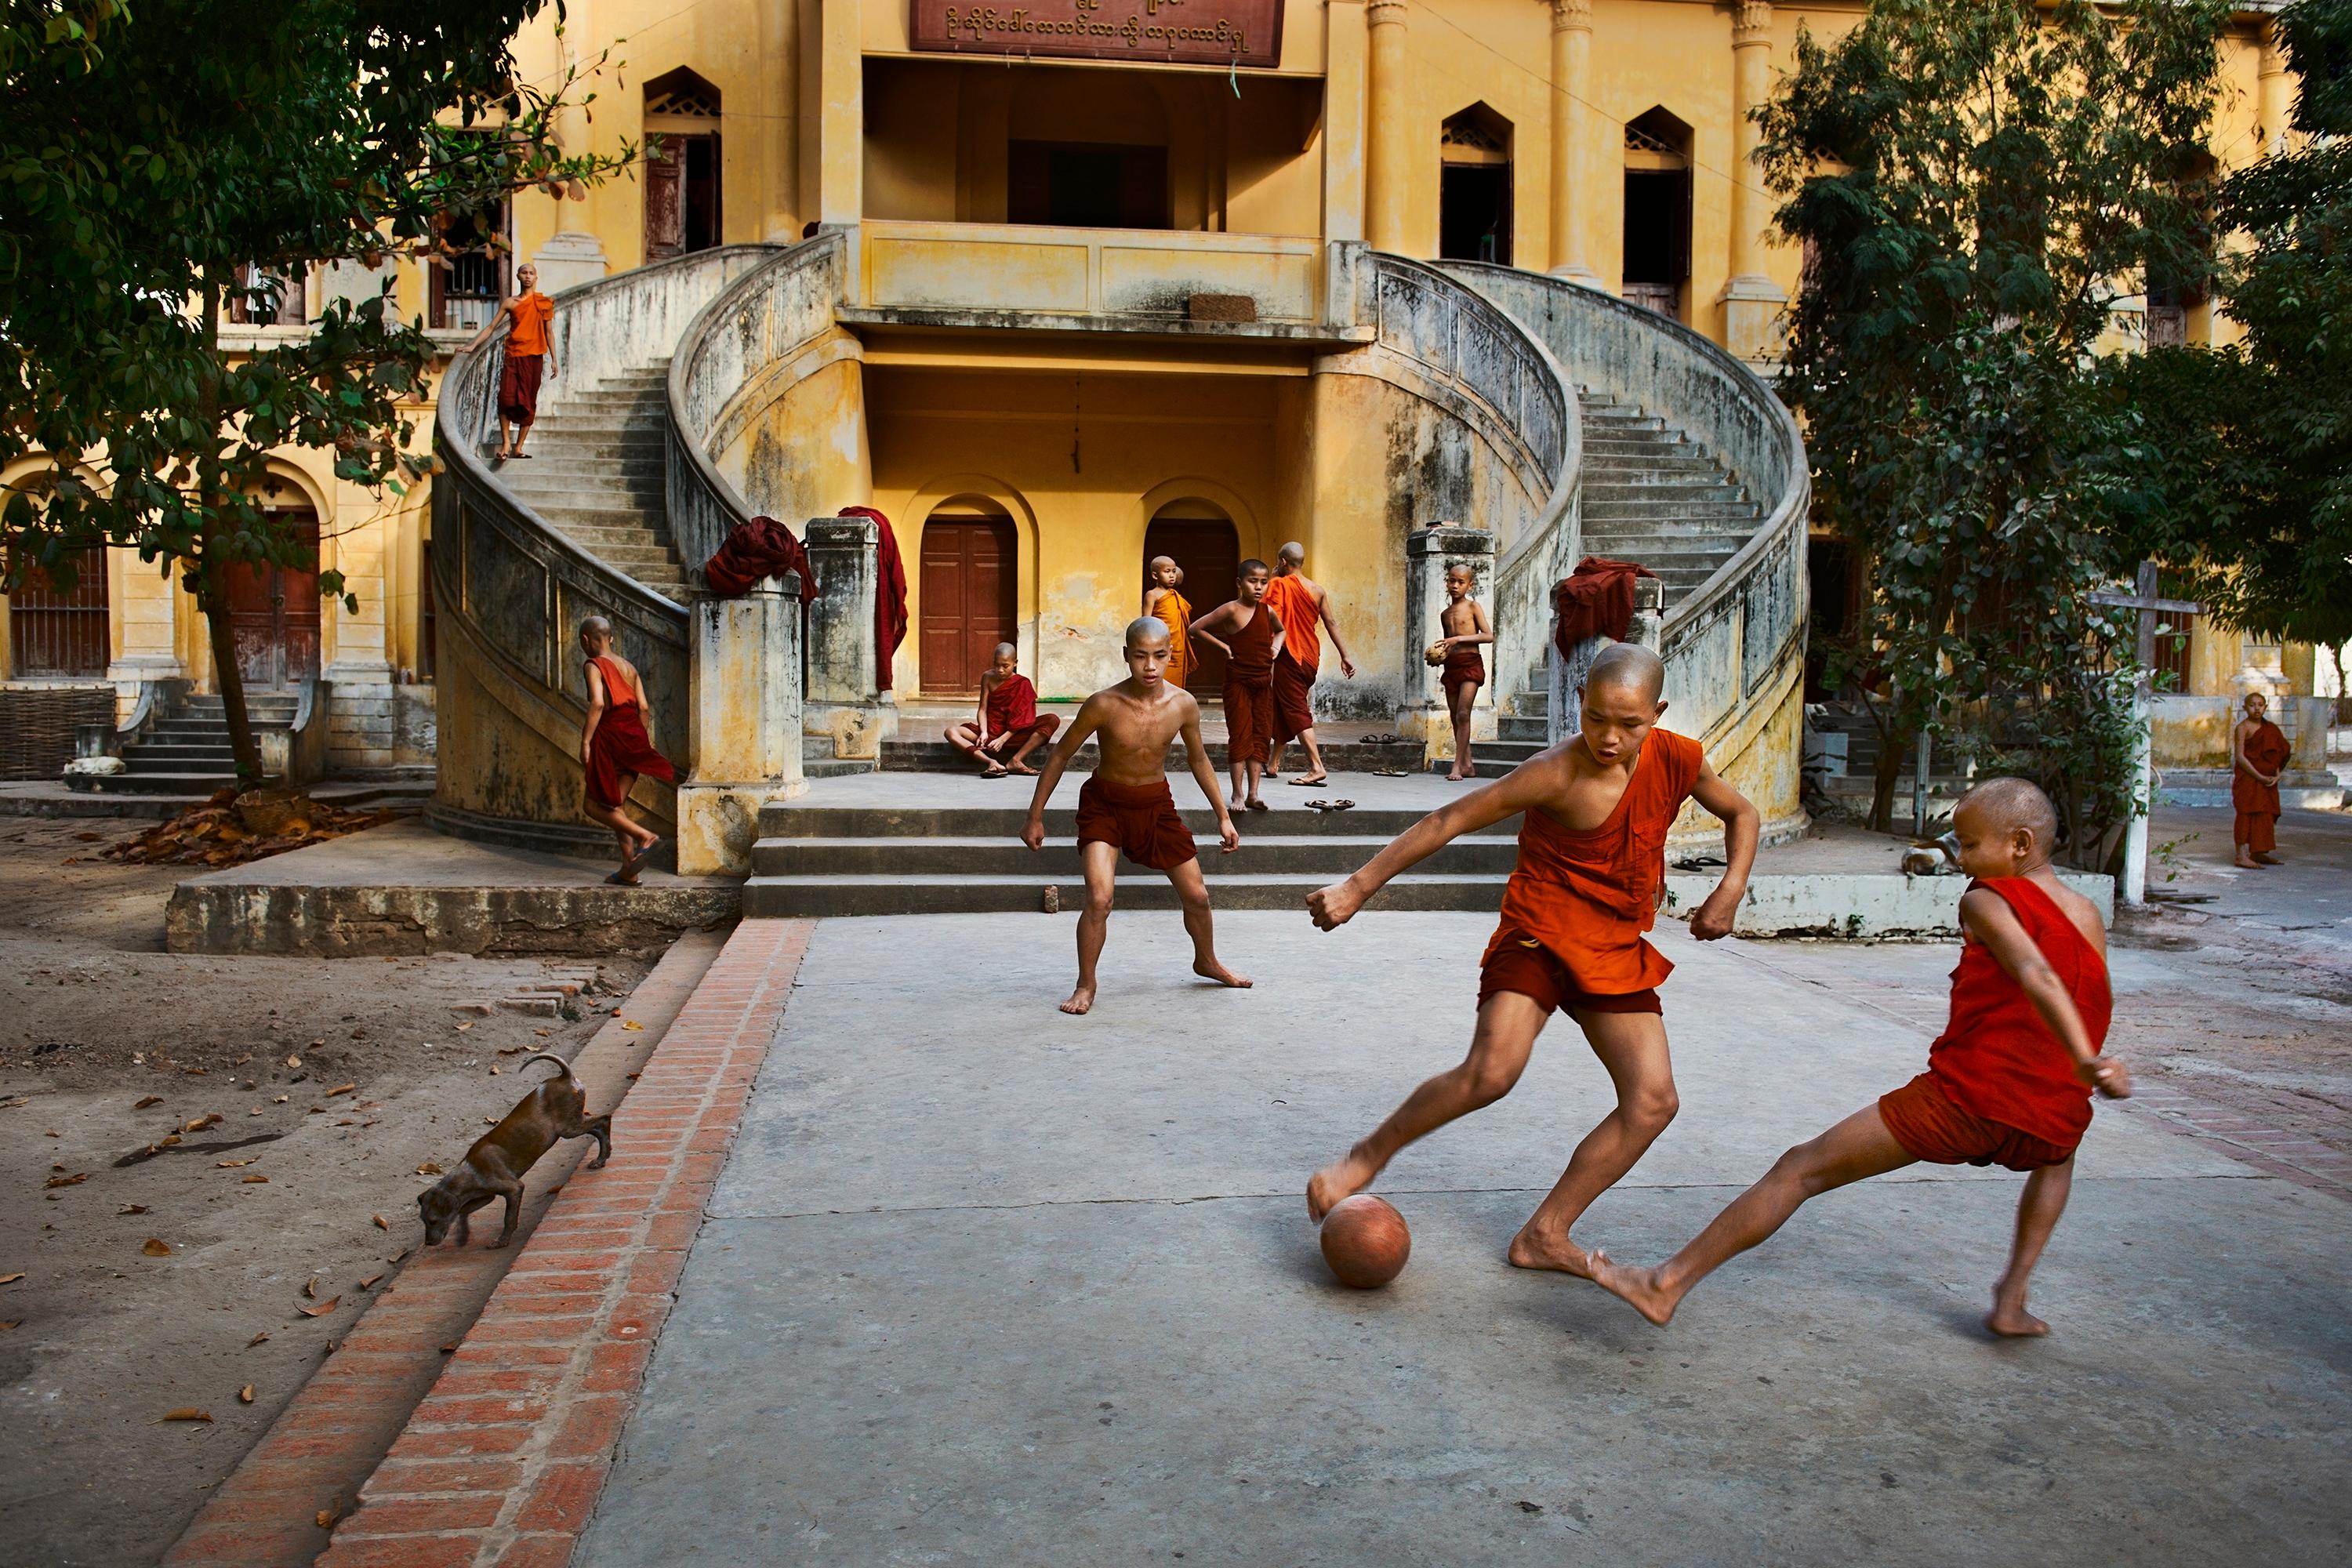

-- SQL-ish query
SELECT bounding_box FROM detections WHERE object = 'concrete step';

[874,739,1429,775]
[528,416,666,438]
[502,456,665,482]
[1497,714,1548,743]
[502,482,668,510]
[512,435,667,461]
[741,869,1511,918]
[750,833,1518,878]
[127,744,236,765]
[759,802,1513,840]
[538,505,667,530]
[1581,501,1762,523]
[1583,480,1747,504]
[1581,438,1700,459]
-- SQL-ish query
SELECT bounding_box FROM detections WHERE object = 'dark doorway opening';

[1804,535,1853,700]
[920,511,1017,695]
[1144,507,1239,695]
[1622,169,1691,320]
[225,510,322,691]
[1009,142,1169,229]
[8,546,109,677]
[1440,166,1513,265]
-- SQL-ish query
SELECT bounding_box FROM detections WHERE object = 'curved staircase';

[497,362,691,601]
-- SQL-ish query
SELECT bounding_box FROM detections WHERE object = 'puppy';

[417,1053,611,1248]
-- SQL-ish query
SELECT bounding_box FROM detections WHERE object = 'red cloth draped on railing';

[837,505,909,691]
[1552,557,1659,655]
[703,516,818,601]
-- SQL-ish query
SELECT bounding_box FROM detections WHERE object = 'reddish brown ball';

[1319,1195,1411,1289]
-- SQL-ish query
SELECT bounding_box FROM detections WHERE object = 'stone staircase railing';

[430,245,779,848]
[1436,263,1811,840]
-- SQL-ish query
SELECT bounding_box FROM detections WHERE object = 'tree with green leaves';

[1762,0,2230,856]
[2107,0,2352,669]
[1,0,630,782]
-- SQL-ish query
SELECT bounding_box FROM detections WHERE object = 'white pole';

[2122,682,2151,905]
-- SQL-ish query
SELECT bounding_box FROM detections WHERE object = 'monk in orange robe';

[2231,691,2293,868]
[1142,557,1193,688]
[1588,778,2129,1338]
[1261,543,1357,786]
[462,262,557,462]
[1305,643,1760,1279]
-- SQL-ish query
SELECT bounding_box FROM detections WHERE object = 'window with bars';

[7,547,110,677]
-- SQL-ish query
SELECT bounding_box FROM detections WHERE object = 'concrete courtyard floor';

[572,910,2349,1566]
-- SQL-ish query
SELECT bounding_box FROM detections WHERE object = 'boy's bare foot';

[1059,985,1096,1016]
[1985,1283,2049,1337]
[1193,958,1253,989]
[1446,767,1468,782]
[1305,1147,1379,1221]
[1505,1218,1594,1278]
[1586,1250,1678,1326]
[1245,796,1269,811]
[2234,855,2258,869]
[1008,761,1040,775]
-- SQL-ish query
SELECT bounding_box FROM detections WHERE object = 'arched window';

[1143,499,1238,694]
[644,69,724,263]
[7,546,108,677]
[1440,105,1513,267]
[920,499,1017,695]
[1623,107,1693,321]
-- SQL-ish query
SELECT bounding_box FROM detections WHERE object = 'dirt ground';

[0,816,656,1568]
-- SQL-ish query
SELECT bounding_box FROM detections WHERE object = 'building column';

[1364,0,1410,254]
[2259,19,2296,157]
[819,0,863,228]
[534,0,608,290]
[1322,0,1367,245]
[1546,0,1602,286]
[1719,0,1787,365]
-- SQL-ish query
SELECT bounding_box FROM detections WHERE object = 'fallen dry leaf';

[303,1276,321,1299]
[0,1094,28,1109]
[456,1022,474,1031]
[160,1408,212,1423]
[488,1065,500,1076]
[241,1174,268,1185]
[482,1116,497,1125]
[533,1029,552,1038]
[182,1113,221,1134]
[285,1055,300,1069]
[246,1331,270,1347]
[316,1508,337,1529]
[297,1296,339,1318]
[498,1045,528,1055]
[141,1239,171,1257]
[45,1173,87,1189]
[118,1203,147,1216]
[233,1054,251,1065]
[157,1134,181,1149]
[358,1272,383,1290]
[0,1319,18,1331]
[238,1384,255,1403]
[216,1159,252,1169]
[325,1083,355,1098]
[134,1095,163,1110]
[372,1214,389,1231]
[622,1020,644,1032]
[0,1272,24,1286]
[272,1094,289,1104]
[334,1119,357,1127]
[181,1066,206,1076]
[416,1161,442,1175]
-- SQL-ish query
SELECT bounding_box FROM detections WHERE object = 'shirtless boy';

[1186,561,1285,813]
[1432,565,1494,782]
[946,643,1060,777]
[1304,644,1759,1279]
[1022,617,1251,1015]
[1142,557,1194,689]
[1588,778,2127,1338]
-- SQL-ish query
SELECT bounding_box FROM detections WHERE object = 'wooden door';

[1143,516,1238,694]
[919,517,1015,695]
[8,546,109,676]
[224,511,321,691]
[644,133,684,262]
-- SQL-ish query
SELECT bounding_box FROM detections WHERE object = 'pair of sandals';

[980,762,1039,779]
[605,836,670,886]
[1304,798,1357,813]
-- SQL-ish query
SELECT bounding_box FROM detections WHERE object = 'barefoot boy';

[1142,557,1194,689]
[1432,564,1493,782]
[578,616,673,884]
[1588,777,2127,1338]
[1022,617,1252,1015]
[1186,561,1284,813]
[1304,644,1759,1279]
[946,643,1061,777]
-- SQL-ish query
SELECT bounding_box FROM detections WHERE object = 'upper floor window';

[1439,105,1513,267]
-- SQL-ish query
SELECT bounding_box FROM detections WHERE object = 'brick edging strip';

[2123,1078,2352,1200]
[312,918,811,1568]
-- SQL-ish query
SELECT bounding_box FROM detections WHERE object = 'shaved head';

[1586,642,1665,703]
[993,641,1016,661]
[578,615,612,640]
[1959,776,2057,847]
[1125,615,1171,651]
[1149,555,1177,572]
[1278,542,1305,565]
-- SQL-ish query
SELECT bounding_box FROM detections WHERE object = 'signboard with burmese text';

[909,0,1283,69]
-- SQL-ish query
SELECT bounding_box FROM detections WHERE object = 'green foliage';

[1762,0,2229,858]
[2106,0,2352,651]
[0,0,630,778]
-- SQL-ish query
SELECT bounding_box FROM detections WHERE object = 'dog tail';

[521,1052,575,1080]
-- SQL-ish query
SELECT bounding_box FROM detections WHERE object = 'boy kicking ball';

[1588,777,2127,1337]
[1022,617,1251,1015]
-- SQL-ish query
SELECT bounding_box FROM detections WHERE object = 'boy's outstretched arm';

[1178,700,1240,853]
[1960,888,2130,1098]
[1306,759,1557,929]
[1685,762,1759,940]
[1022,699,1104,850]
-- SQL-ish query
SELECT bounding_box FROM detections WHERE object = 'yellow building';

[1,1,2310,840]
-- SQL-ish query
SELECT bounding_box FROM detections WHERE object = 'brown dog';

[417,1053,611,1247]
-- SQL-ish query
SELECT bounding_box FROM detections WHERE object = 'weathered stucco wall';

[2155,693,2335,774]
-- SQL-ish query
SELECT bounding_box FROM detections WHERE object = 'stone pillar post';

[1402,524,1497,759]
[803,514,895,760]
[678,579,807,876]
[1323,1,1369,248]
[1719,1,1787,365]
[1546,0,1602,286]
[1365,0,1410,255]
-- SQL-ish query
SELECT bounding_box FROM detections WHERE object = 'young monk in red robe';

[1022,616,1251,1015]
[578,616,675,885]
[946,642,1061,777]
[1432,564,1493,782]
[1187,561,1285,814]
[1304,643,1759,1279]
[1588,777,2129,1338]
[2231,691,2293,869]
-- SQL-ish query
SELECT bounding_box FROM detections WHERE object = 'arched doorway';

[920,500,1016,695]
[644,69,724,263]
[1622,107,1693,321]
[225,507,322,691]
[1143,500,1238,695]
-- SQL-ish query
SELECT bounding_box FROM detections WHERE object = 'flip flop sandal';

[622,836,670,877]
[604,870,641,886]
[1305,798,1356,813]
[1329,798,1356,811]
[1285,777,1328,786]
[1371,768,1408,777]
[1359,732,1400,746]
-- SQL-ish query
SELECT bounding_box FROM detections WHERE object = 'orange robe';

[2233,719,2292,853]
[1481,729,1704,998]
[1152,588,1194,685]
[1263,575,1320,670]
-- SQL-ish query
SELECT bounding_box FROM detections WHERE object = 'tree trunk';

[195,268,264,788]
[1868,723,1909,833]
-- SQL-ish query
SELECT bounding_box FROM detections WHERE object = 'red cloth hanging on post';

[703,516,818,601]
[837,505,909,692]
[1552,557,1659,656]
